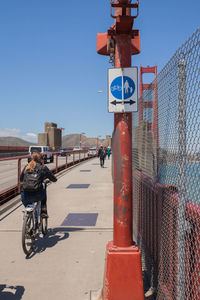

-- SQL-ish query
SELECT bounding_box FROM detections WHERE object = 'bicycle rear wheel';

[22,214,34,255]
[41,216,48,236]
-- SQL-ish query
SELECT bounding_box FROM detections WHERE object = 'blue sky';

[0,0,199,142]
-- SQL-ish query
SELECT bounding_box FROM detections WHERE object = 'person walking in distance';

[104,147,108,159]
[98,146,106,168]
[107,147,111,159]
[20,152,57,218]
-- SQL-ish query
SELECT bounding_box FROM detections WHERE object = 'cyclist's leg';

[21,190,29,207]
[41,188,47,209]
[41,188,48,218]
[21,191,35,207]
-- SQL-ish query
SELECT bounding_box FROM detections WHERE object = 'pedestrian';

[98,146,106,168]
[107,147,111,159]
[104,147,107,159]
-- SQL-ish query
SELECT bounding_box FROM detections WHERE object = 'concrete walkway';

[0,157,113,300]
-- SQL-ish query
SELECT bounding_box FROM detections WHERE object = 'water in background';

[158,162,200,203]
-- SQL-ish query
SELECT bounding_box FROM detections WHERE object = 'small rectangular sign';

[108,67,138,113]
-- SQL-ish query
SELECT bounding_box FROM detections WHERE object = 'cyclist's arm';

[42,166,57,182]
[20,166,26,182]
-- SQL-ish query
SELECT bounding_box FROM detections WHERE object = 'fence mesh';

[132,28,200,299]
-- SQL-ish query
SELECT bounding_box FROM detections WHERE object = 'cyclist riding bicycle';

[20,152,57,218]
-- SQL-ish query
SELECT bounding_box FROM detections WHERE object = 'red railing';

[0,150,95,205]
[133,169,200,299]
[133,169,178,298]
[0,146,29,153]
[185,202,200,299]
[133,170,164,272]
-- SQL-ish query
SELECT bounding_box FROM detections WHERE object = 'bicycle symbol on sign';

[111,85,122,92]
[110,76,135,100]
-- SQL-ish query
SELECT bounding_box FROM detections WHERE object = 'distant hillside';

[0,137,36,146]
[62,134,105,148]
[0,134,108,148]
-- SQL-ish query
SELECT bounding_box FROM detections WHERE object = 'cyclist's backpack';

[23,165,43,192]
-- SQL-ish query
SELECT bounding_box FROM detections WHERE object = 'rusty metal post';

[97,1,144,299]
[113,34,133,247]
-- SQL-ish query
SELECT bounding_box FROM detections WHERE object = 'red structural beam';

[139,65,159,148]
[142,83,154,90]
[144,102,153,108]
[140,66,156,73]
[0,146,29,153]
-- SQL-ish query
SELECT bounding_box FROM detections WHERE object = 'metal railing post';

[177,57,187,300]
[66,154,68,168]
[56,154,58,173]
[17,158,22,193]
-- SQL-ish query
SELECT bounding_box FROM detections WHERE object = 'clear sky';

[0,0,199,142]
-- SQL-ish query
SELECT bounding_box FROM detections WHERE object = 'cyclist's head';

[25,152,43,171]
[31,151,43,162]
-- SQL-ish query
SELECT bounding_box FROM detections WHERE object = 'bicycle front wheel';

[22,214,34,255]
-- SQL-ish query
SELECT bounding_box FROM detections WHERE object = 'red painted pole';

[113,33,133,247]
[97,1,144,299]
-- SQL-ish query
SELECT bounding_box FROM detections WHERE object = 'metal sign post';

[97,1,144,300]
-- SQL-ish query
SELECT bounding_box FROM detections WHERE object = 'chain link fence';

[132,28,200,299]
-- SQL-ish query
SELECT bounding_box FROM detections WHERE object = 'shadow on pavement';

[26,227,84,259]
[0,204,22,222]
[0,284,25,300]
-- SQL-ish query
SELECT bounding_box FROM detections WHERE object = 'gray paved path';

[0,157,113,300]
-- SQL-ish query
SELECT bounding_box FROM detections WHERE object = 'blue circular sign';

[110,76,135,100]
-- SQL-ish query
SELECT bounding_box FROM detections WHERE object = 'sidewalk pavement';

[0,157,113,300]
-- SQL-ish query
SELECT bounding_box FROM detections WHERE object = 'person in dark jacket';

[20,151,57,218]
[98,146,106,167]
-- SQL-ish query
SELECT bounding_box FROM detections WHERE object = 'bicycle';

[22,200,48,256]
